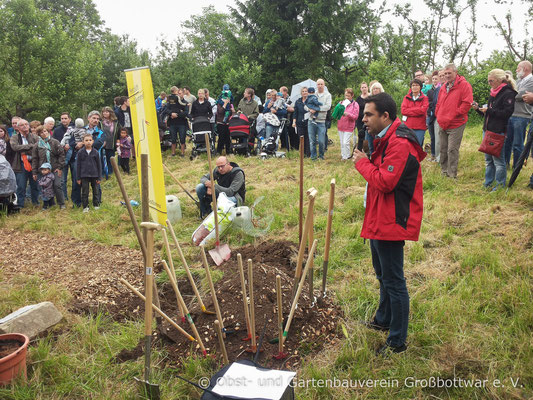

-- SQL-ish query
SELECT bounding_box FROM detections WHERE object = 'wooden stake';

[215,320,229,365]
[321,179,336,298]
[237,254,252,340]
[299,135,304,244]
[161,261,206,355]
[307,196,315,300]
[283,239,318,344]
[248,259,257,351]
[200,246,225,336]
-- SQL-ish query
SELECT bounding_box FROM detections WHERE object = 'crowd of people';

[1,60,532,215]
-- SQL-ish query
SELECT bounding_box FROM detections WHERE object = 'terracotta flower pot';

[0,333,29,385]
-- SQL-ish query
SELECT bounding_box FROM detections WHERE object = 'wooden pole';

[276,275,283,355]
[248,259,256,351]
[200,246,225,335]
[161,229,185,320]
[215,320,229,365]
[237,254,252,339]
[299,135,304,244]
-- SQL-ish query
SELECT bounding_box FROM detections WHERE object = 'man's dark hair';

[60,112,70,118]
[115,96,126,106]
[183,86,191,92]
[365,93,397,121]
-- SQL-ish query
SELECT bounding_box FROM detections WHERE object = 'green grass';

[1,122,532,399]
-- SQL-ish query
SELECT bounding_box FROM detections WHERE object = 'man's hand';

[204,180,211,188]
[353,149,367,165]
[96,180,100,184]
[309,109,316,114]
[287,106,295,112]
[271,108,277,113]
[523,91,533,104]
[77,180,81,185]
[55,169,62,177]
[76,142,83,150]
[64,143,70,151]
[33,174,37,181]
[171,112,177,119]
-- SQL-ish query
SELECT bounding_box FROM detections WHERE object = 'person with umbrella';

[472,69,516,191]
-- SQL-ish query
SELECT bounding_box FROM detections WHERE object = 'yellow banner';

[124,66,167,225]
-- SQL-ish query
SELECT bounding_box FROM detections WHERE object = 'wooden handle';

[120,278,195,342]
[201,246,224,334]
[110,157,146,260]
[324,179,335,261]
[307,204,314,298]
[141,222,162,231]
[293,189,317,292]
[276,275,283,354]
[167,219,207,311]
[215,320,229,365]
[205,133,220,245]
[162,229,185,319]
[248,259,256,350]
[163,163,188,193]
[144,229,155,336]
[237,254,251,336]
[161,261,206,354]
[283,239,318,344]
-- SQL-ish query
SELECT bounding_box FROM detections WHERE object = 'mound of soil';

[116,240,343,369]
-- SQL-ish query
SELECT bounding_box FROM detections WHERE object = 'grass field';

[1,122,532,399]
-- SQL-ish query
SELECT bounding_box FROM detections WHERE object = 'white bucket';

[231,206,252,229]
[166,195,182,224]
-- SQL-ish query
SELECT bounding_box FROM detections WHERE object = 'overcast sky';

[92,0,529,66]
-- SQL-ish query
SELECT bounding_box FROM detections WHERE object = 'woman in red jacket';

[401,79,429,146]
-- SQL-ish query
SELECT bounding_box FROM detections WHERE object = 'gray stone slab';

[0,301,63,339]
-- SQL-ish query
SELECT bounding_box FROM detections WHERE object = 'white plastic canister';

[231,206,252,229]
[166,195,182,223]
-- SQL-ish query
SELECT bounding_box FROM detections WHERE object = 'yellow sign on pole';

[124,66,167,225]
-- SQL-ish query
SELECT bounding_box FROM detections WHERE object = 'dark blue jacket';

[263,99,287,119]
[76,148,101,179]
[293,98,308,127]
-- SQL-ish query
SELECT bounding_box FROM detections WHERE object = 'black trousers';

[216,124,231,154]
[119,157,130,174]
[297,124,310,157]
[81,178,99,208]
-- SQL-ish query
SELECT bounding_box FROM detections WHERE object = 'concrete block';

[0,302,63,339]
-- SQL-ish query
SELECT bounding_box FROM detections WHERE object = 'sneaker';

[94,206,100,210]
[376,342,407,357]
[361,319,389,332]
[83,207,89,213]
[60,205,66,210]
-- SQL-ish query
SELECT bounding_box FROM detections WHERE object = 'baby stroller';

[258,117,288,159]
[0,155,19,215]
[190,116,215,160]
[229,113,253,156]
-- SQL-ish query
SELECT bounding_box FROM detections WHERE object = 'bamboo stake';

[161,260,206,356]
[276,275,283,355]
[299,135,304,244]
[120,278,195,342]
[283,239,318,344]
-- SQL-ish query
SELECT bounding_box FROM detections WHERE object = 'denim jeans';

[483,131,506,188]
[427,116,435,156]
[505,116,530,168]
[370,239,409,347]
[15,170,39,207]
[365,131,375,154]
[195,183,236,217]
[105,149,115,175]
[412,129,426,146]
[308,121,325,159]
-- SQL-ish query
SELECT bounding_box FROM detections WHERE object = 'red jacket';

[356,119,425,241]
[435,74,473,130]
[401,92,429,130]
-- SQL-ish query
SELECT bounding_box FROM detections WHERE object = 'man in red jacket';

[353,93,425,355]
[435,63,473,178]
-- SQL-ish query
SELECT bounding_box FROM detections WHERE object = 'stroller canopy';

[0,155,16,197]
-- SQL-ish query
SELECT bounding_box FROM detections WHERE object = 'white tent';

[289,79,328,103]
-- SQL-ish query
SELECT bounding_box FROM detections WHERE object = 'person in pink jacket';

[337,88,360,160]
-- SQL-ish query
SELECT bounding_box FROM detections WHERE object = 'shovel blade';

[134,377,160,400]
[208,244,231,265]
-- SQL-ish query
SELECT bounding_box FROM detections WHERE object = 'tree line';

[0,0,531,123]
